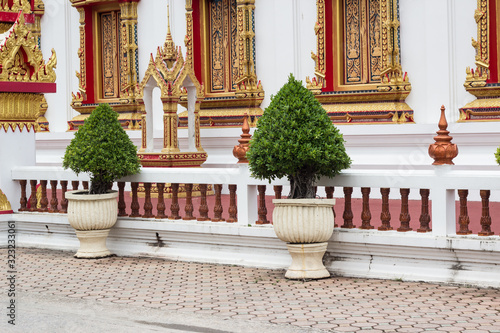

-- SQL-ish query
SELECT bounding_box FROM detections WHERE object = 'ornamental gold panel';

[0,93,47,132]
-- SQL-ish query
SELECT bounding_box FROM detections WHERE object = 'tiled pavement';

[3,248,500,332]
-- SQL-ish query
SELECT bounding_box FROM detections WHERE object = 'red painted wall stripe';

[488,0,498,83]
[84,6,95,103]
[324,0,334,92]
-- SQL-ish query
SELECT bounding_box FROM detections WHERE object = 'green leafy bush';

[247,74,351,199]
[63,104,141,194]
[495,147,500,165]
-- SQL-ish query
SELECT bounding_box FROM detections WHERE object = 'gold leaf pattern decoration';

[345,0,361,82]
[344,0,382,84]
[210,0,238,93]
[368,0,381,81]
[101,11,119,98]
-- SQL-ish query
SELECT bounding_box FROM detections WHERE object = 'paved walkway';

[2,248,500,332]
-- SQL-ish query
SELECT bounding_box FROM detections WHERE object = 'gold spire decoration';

[163,4,176,69]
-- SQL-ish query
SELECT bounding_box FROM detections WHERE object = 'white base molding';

[2,214,500,288]
[285,242,330,279]
[74,229,113,259]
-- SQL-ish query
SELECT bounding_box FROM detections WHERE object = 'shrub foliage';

[63,104,141,194]
[247,74,351,199]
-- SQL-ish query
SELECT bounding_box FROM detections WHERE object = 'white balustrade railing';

[10,164,500,237]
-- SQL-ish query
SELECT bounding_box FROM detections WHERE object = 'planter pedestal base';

[74,229,113,259]
[285,242,330,279]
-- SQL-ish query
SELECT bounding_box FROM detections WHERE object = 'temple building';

[12,0,491,170]
[2,0,500,287]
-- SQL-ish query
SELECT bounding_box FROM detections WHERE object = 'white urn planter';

[65,190,118,259]
[273,198,335,279]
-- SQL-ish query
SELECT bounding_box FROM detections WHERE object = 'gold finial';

[163,4,176,68]
[167,3,171,35]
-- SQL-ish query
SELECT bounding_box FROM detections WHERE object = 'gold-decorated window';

[182,0,264,127]
[68,0,141,130]
[308,0,413,124]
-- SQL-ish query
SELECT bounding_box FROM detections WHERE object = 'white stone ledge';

[2,214,500,288]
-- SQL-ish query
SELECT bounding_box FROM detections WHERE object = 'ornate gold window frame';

[307,0,413,124]
[68,0,141,130]
[180,0,264,127]
[459,0,500,122]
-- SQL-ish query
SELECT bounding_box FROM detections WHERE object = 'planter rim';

[65,190,118,201]
[273,198,335,206]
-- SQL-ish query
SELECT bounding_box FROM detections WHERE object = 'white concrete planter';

[273,198,335,279]
[65,190,118,259]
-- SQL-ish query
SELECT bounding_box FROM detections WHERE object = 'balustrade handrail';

[10,165,500,236]
[11,165,500,191]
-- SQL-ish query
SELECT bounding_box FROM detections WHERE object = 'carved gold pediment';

[139,21,203,102]
[0,11,57,132]
[0,12,56,83]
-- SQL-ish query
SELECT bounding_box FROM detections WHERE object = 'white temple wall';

[32,1,500,173]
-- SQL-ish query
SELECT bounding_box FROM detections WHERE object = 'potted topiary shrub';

[63,103,141,258]
[247,74,351,279]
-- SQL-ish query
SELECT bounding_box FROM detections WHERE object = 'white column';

[1,130,36,211]
[236,164,258,225]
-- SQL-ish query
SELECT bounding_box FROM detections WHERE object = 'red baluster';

[457,189,472,235]
[341,187,354,228]
[198,184,210,221]
[29,180,37,211]
[156,183,167,219]
[417,189,431,233]
[129,182,141,217]
[142,182,154,218]
[256,185,269,224]
[360,187,373,229]
[273,185,282,199]
[379,188,392,231]
[49,180,58,213]
[212,184,224,222]
[398,188,412,232]
[117,182,127,216]
[227,184,237,223]
[183,184,195,220]
[60,181,68,213]
[169,183,181,220]
[71,181,79,191]
[82,181,89,190]
[479,190,494,236]
[19,180,27,211]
